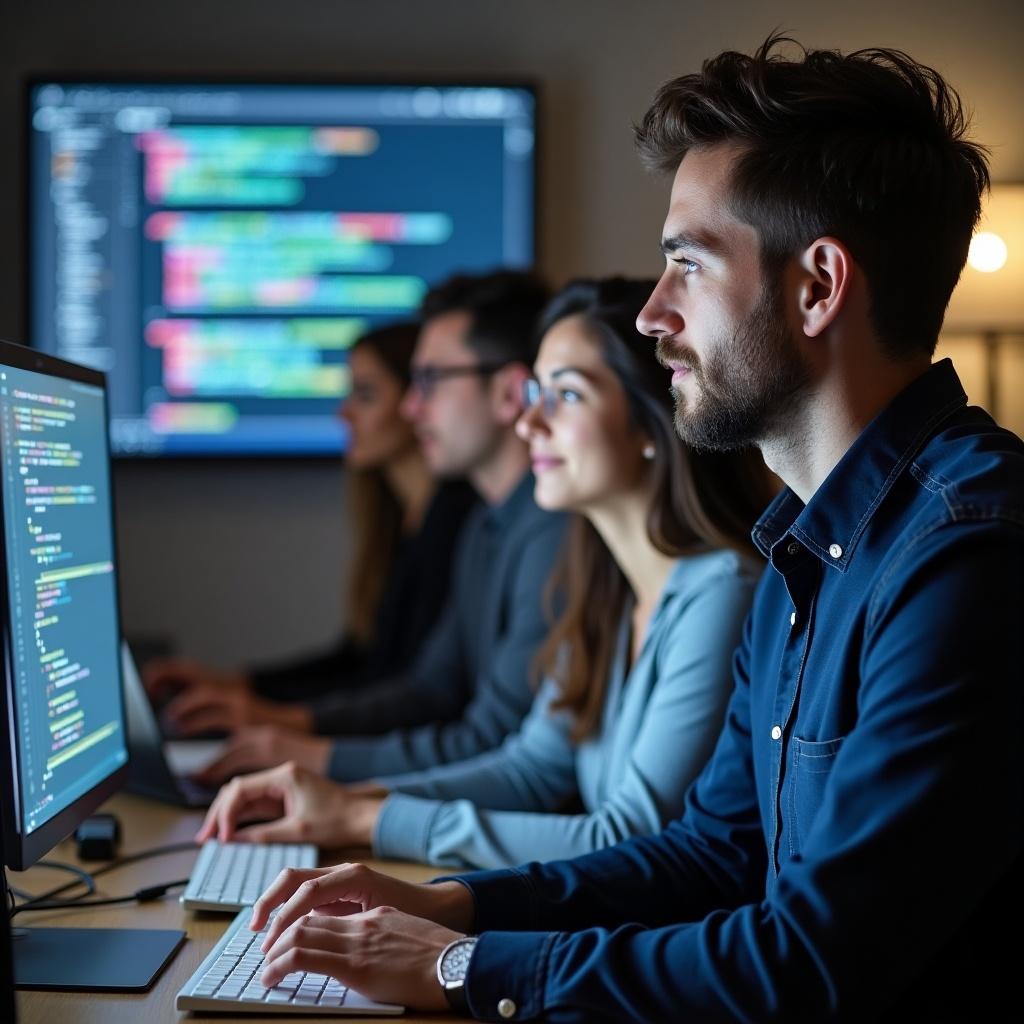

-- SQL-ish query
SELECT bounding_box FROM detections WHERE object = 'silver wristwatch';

[436,935,478,1012]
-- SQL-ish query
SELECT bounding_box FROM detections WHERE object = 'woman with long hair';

[198,278,774,868]
[145,322,478,730]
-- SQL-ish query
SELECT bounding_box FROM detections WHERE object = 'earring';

[642,443,656,461]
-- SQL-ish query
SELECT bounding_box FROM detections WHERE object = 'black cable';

[11,840,198,908]
[9,878,190,917]
[7,859,96,903]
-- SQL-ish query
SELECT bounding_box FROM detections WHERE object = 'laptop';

[122,643,223,807]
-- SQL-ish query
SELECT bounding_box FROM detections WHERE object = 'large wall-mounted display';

[27,80,537,456]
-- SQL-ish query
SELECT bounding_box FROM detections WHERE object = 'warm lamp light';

[941,183,1024,422]
[944,184,1024,331]
[967,231,1008,273]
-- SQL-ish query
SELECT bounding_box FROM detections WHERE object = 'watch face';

[440,937,477,983]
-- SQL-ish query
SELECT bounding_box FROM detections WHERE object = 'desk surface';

[11,793,462,1023]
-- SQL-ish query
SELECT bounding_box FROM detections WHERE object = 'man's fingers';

[263,914,353,966]
[250,867,329,932]
[260,941,349,990]
[310,901,363,919]
[259,865,370,952]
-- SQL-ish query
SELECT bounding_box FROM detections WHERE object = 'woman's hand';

[196,762,385,848]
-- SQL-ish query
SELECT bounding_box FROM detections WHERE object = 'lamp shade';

[943,184,1024,331]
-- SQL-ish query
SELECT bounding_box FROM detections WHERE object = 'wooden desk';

[12,793,462,1023]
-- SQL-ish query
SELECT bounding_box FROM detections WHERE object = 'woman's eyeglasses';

[521,378,574,417]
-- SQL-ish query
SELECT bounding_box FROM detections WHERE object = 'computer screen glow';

[28,81,536,456]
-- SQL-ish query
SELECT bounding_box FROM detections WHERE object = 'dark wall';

[2,0,1022,664]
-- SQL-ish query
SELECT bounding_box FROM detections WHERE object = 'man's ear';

[796,236,854,339]
[490,363,530,427]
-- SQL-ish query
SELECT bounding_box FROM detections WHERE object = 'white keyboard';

[181,840,318,912]
[176,907,403,1015]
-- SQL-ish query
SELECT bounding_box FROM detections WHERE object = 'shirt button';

[789,611,797,627]
[498,998,517,1019]
[786,541,801,556]
[828,543,843,559]
[771,725,782,740]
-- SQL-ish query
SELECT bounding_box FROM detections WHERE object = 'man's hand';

[196,762,384,848]
[162,685,313,737]
[250,861,475,945]
[261,905,459,1010]
[142,656,250,702]
[193,726,331,785]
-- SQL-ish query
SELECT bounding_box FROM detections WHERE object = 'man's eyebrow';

[660,231,727,259]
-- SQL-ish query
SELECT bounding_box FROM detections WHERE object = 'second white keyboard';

[181,840,317,912]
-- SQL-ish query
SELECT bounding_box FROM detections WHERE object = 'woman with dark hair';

[198,278,774,868]
[145,323,478,726]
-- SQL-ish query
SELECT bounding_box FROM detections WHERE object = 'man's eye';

[559,388,581,403]
[671,257,699,274]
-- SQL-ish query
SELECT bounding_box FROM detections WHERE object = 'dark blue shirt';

[453,360,1024,1022]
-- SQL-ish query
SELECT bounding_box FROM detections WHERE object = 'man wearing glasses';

[200,270,567,784]
[310,270,566,782]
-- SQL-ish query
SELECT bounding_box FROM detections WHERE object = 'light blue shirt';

[372,547,759,868]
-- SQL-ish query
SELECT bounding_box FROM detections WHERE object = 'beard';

[656,281,810,451]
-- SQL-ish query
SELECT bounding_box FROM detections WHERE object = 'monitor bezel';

[0,338,130,871]
[22,73,541,461]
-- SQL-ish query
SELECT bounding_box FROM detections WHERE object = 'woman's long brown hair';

[534,279,776,741]
[344,321,420,645]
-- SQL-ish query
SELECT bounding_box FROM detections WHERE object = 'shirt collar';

[752,359,968,570]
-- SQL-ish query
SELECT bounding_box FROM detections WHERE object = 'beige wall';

[1,0,1022,662]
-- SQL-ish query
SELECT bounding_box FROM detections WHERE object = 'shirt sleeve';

[374,565,754,868]
[309,594,471,738]
[455,521,1024,1021]
[249,636,364,702]
[324,514,563,780]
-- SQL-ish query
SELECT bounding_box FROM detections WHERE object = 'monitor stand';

[12,925,185,991]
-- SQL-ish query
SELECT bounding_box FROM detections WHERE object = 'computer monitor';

[26,78,538,457]
[0,818,15,1021]
[0,339,183,989]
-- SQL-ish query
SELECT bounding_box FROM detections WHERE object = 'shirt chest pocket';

[786,735,845,855]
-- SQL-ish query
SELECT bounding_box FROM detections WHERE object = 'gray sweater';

[372,548,759,868]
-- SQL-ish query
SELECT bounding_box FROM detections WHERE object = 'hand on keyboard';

[260,904,459,1012]
[196,762,384,847]
[250,862,475,954]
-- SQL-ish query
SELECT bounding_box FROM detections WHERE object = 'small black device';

[75,814,121,861]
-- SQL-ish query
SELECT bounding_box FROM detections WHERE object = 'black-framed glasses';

[408,361,510,398]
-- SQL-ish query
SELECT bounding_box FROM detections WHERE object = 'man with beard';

[223,37,1023,1021]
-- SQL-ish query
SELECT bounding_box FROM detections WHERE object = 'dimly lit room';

[1,1,1022,1019]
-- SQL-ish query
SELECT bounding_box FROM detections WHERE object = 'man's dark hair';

[420,269,550,365]
[634,33,991,358]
